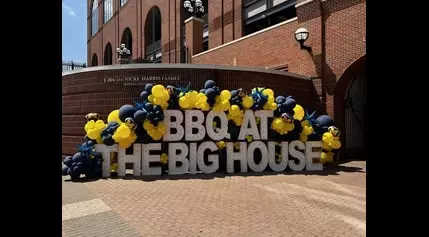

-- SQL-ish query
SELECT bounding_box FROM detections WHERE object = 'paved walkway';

[62,161,366,237]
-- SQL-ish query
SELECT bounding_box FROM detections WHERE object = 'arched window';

[91,54,98,66]
[120,0,128,7]
[144,7,162,63]
[104,43,113,65]
[121,28,133,56]
[91,0,99,36]
[104,0,113,23]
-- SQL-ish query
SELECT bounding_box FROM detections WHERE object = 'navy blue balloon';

[73,165,82,173]
[119,105,138,122]
[102,134,115,146]
[147,113,155,120]
[276,96,286,104]
[316,115,334,127]
[254,104,260,110]
[72,153,85,163]
[140,91,149,100]
[231,90,238,98]
[205,88,217,99]
[145,102,153,111]
[62,165,69,176]
[200,89,206,93]
[286,96,295,100]
[145,84,153,93]
[153,105,161,112]
[204,80,216,89]
[63,156,73,167]
[133,110,147,124]
[284,99,296,109]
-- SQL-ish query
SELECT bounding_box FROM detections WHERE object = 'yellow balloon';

[322,132,334,144]
[273,118,284,130]
[293,104,305,121]
[221,100,230,111]
[284,123,295,131]
[263,88,274,97]
[162,90,170,101]
[267,96,274,104]
[270,103,278,110]
[303,125,314,136]
[143,120,154,130]
[153,97,164,105]
[107,110,121,124]
[299,133,308,142]
[151,130,163,140]
[229,105,240,116]
[152,85,166,98]
[119,139,133,149]
[330,139,342,149]
[322,142,333,152]
[96,137,103,144]
[148,94,154,103]
[220,90,231,101]
[84,120,95,132]
[116,124,131,139]
[201,103,211,111]
[179,97,190,109]
[87,129,100,140]
[242,96,254,109]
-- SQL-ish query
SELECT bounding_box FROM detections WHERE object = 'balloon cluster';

[84,120,106,144]
[250,87,277,111]
[143,119,166,141]
[71,79,343,166]
[144,84,170,110]
[100,122,120,146]
[62,141,103,180]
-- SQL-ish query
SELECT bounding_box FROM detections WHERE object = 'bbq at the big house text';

[95,109,323,177]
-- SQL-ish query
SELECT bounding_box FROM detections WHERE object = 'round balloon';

[133,110,147,124]
[284,99,296,109]
[118,105,138,122]
[204,80,216,89]
[145,84,153,93]
[107,110,121,124]
[316,115,334,127]
[293,104,305,121]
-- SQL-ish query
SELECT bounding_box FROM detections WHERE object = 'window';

[144,7,162,63]
[243,0,297,36]
[104,0,113,23]
[104,43,113,65]
[120,0,128,7]
[91,0,99,36]
[91,54,98,66]
[121,28,133,56]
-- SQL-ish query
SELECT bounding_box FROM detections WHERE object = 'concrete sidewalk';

[62,161,366,237]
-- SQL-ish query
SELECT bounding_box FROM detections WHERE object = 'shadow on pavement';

[64,160,365,183]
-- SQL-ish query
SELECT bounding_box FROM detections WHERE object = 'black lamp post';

[294,28,312,52]
[116,43,131,64]
[184,0,205,18]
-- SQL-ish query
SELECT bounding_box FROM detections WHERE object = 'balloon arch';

[62,80,341,180]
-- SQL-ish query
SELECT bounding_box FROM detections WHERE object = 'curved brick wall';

[62,64,317,158]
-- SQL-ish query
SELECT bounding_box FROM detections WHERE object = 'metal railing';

[62,60,86,72]
[145,40,162,55]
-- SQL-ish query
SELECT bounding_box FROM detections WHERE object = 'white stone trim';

[295,0,314,8]
[185,16,204,24]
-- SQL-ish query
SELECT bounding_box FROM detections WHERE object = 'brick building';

[87,0,366,159]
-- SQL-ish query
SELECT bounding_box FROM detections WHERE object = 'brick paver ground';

[62,160,366,237]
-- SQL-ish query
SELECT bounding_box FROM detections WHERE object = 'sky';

[62,0,87,63]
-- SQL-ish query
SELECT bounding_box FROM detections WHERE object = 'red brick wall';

[87,0,184,65]
[192,0,366,117]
